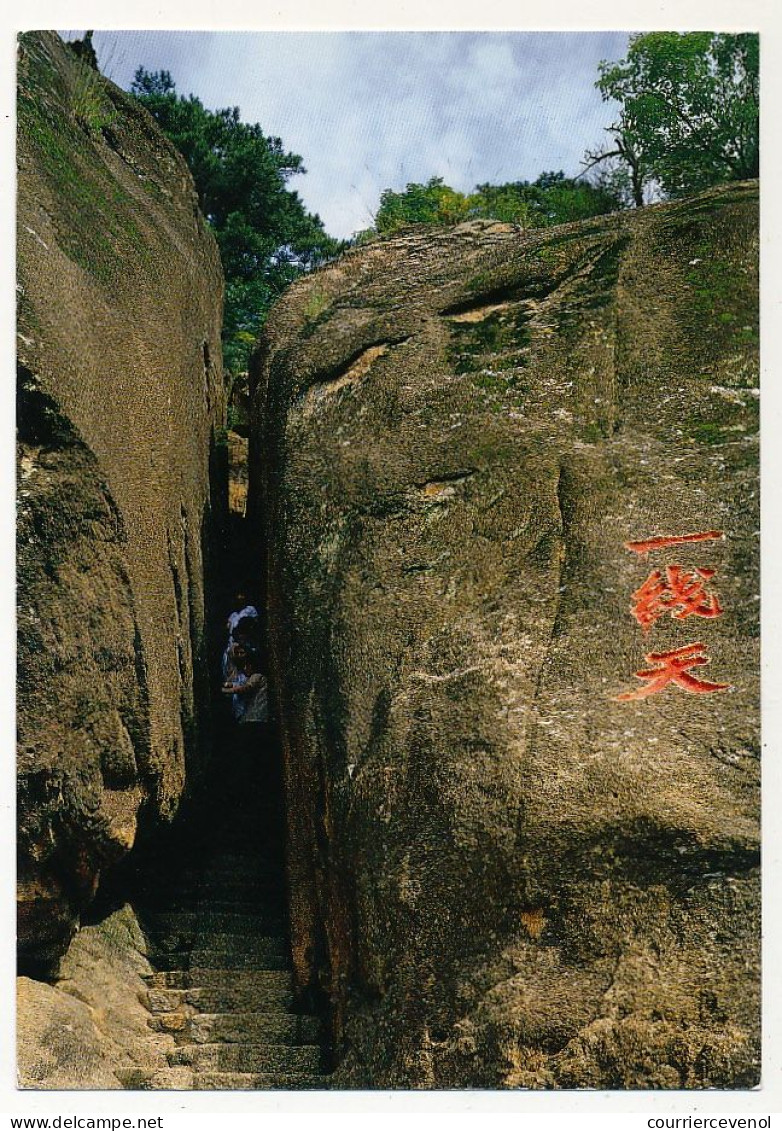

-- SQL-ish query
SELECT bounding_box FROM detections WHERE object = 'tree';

[130,68,342,375]
[584,33,759,203]
[582,129,650,208]
[373,177,471,233]
[369,172,623,237]
[469,171,625,225]
[65,29,98,71]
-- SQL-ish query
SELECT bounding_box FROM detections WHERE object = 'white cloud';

[88,30,629,239]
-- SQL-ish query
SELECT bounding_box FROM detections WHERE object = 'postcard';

[7,7,779,1123]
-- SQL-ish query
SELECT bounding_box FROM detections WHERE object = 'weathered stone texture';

[17,32,226,970]
[251,182,759,1088]
[17,906,172,1089]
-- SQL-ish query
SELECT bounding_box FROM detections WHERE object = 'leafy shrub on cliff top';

[363,171,624,239]
[584,32,759,206]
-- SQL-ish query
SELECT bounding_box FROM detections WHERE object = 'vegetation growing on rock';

[17,31,226,973]
[584,32,759,205]
[362,171,625,237]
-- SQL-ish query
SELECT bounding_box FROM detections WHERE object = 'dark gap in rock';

[440,282,550,318]
[304,336,411,393]
[74,446,333,1087]
[414,468,477,489]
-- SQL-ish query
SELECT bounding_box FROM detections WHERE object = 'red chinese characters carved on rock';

[614,643,731,701]
[630,565,723,632]
[616,530,731,700]
[624,530,724,555]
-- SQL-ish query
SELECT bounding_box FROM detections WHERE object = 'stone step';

[166,879,283,895]
[210,822,283,837]
[160,899,286,917]
[193,876,284,891]
[166,890,286,907]
[192,931,288,951]
[144,851,279,871]
[172,883,286,899]
[142,910,287,933]
[188,984,297,1013]
[151,932,287,955]
[145,987,191,1013]
[149,949,291,971]
[175,859,282,877]
[170,1042,323,1074]
[176,859,282,874]
[150,1011,321,1045]
[157,874,282,892]
[194,1012,321,1046]
[147,929,288,955]
[123,780,327,1092]
[153,904,287,922]
[116,1067,195,1091]
[186,861,283,877]
[163,855,280,869]
[182,850,282,867]
[177,868,284,886]
[147,933,287,956]
[145,968,293,991]
[210,837,284,853]
[145,983,295,1014]
[193,1071,329,1090]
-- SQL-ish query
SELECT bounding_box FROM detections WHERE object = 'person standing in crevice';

[221,642,272,796]
[222,588,259,679]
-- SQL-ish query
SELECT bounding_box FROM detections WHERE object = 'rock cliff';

[250,182,760,1088]
[17,31,226,972]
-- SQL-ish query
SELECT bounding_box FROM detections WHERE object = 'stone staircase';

[117,747,331,1090]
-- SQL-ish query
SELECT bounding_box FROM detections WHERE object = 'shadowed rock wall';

[17,32,226,971]
[250,182,759,1088]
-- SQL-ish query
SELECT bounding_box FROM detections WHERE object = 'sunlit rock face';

[17,32,226,972]
[17,907,170,1090]
[251,182,759,1088]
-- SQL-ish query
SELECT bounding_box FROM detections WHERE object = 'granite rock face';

[17,32,226,971]
[17,906,172,1089]
[250,183,760,1088]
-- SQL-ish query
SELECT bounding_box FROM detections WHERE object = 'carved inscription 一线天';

[615,530,731,700]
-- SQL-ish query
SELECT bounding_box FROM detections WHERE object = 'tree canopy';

[130,68,342,375]
[368,171,623,237]
[585,32,759,203]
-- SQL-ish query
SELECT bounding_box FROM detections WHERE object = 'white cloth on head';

[228,605,259,639]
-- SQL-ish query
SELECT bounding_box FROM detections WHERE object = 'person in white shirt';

[221,645,269,759]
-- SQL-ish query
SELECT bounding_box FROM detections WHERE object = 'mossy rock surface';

[17,32,226,973]
[251,182,759,1089]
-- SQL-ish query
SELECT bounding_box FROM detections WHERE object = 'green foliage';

[374,177,471,231]
[588,33,759,202]
[369,172,623,236]
[130,68,343,374]
[473,171,623,225]
[71,65,117,134]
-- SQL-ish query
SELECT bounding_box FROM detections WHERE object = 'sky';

[61,30,629,239]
